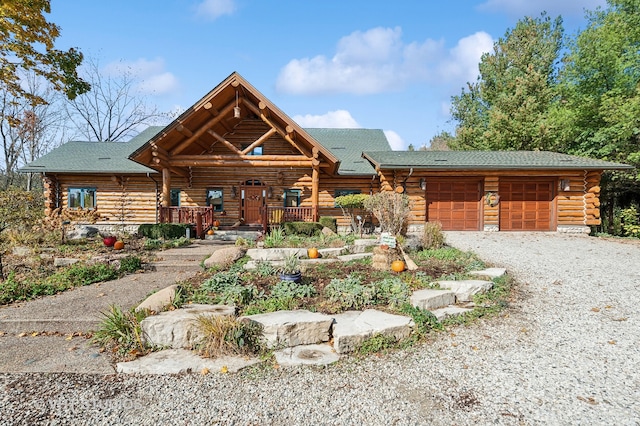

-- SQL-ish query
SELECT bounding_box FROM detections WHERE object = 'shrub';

[138,223,191,239]
[399,303,443,337]
[355,333,397,356]
[197,315,264,358]
[263,227,285,248]
[270,280,316,299]
[242,297,299,315]
[92,305,149,356]
[420,222,445,249]
[619,206,640,238]
[335,193,370,234]
[324,274,375,310]
[364,192,411,236]
[202,271,257,306]
[283,221,323,236]
[119,256,143,273]
[373,277,410,308]
[319,216,337,233]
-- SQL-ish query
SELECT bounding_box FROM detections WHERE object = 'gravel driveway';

[1,232,639,425]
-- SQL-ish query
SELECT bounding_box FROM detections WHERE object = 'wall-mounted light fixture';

[419,177,426,191]
[560,179,571,191]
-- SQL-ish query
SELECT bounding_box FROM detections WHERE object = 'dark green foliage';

[92,305,148,355]
[283,221,323,236]
[138,223,192,239]
[399,304,443,337]
[119,256,143,273]
[319,216,337,233]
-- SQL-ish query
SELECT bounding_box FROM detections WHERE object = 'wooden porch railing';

[263,206,317,229]
[159,206,215,237]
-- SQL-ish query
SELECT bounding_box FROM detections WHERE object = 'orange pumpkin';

[307,247,319,259]
[207,229,215,235]
[113,241,125,250]
[391,260,405,272]
[213,219,220,228]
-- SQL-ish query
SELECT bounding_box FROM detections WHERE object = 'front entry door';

[240,180,266,225]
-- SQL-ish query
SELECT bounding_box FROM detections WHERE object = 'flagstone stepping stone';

[317,247,348,257]
[274,344,340,367]
[332,309,414,354]
[141,304,235,349]
[337,253,373,262]
[431,306,473,321]
[436,280,493,302]
[116,349,260,374]
[468,268,507,279]
[246,248,306,261]
[410,289,456,310]
[351,239,378,253]
[238,310,333,348]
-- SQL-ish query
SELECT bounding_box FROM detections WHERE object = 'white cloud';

[293,110,360,128]
[437,32,494,85]
[103,58,179,95]
[383,130,405,151]
[195,0,236,20]
[276,26,492,95]
[477,0,607,17]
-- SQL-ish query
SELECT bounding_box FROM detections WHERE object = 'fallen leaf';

[65,335,73,341]
[608,340,616,345]
[605,305,612,309]
[18,332,27,337]
[591,307,600,312]
[220,365,228,374]
[97,293,105,297]
[68,346,78,351]
[577,396,598,405]
[31,332,39,337]
[201,367,210,375]
[520,328,528,333]
[273,363,280,370]
[450,333,456,337]
[613,317,628,322]
[471,346,479,351]
[451,343,458,347]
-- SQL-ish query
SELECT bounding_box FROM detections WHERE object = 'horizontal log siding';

[484,176,499,227]
[50,174,158,224]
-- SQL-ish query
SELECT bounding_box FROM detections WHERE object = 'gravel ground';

[1,232,639,425]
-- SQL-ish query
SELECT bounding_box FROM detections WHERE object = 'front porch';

[159,205,317,237]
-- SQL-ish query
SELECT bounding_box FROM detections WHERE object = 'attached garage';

[499,178,555,231]
[426,178,482,230]
[361,150,633,233]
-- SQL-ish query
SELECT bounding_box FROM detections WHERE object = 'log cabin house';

[21,72,632,236]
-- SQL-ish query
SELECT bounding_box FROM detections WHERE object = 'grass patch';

[91,304,149,359]
[196,315,264,358]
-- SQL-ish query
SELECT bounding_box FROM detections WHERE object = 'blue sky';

[49,0,606,149]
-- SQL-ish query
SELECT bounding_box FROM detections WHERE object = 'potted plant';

[279,253,302,283]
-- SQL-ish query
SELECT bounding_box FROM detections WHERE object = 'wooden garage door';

[426,178,482,230]
[499,179,554,231]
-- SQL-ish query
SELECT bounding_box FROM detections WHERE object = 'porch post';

[311,164,319,221]
[162,168,171,207]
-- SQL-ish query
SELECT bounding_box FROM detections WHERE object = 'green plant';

[283,222,323,236]
[242,297,299,315]
[619,206,640,238]
[373,277,410,308]
[202,272,257,306]
[253,260,277,277]
[335,193,370,234]
[119,256,143,273]
[196,315,264,358]
[92,304,149,356]
[324,274,375,310]
[420,221,445,249]
[279,252,301,275]
[264,227,286,248]
[399,303,443,337]
[138,223,191,239]
[319,216,337,233]
[364,191,411,236]
[270,280,315,299]
[355,333,397,356]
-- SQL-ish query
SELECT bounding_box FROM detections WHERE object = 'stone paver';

[274,344,340,367]
[410,289,456,310]
[332,309,414,354]
[116,349,261,374]
[436,279,493,302]
[239,310,333,348]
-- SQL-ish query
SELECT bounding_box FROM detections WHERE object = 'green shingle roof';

[305,128,391,175]
[362,150,633,171]
[20,127,164,174]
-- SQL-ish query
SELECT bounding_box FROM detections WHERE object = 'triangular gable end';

[129,72,340,176]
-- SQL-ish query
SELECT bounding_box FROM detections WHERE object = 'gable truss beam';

[170,102,236,156]
[241,127,277,155]
[242,98,312,158]
[206,129,243,155]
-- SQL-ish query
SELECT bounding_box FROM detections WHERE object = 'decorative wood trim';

[241,127,276,155]
[170,102,236,156]
[206,129,243,155]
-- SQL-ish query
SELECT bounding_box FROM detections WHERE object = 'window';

[334,189,361,206]
[206,188,224,212]
[170,189,181,207]
[68,187,96,209]
[242,144,263,156]
[284,189,301,207]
